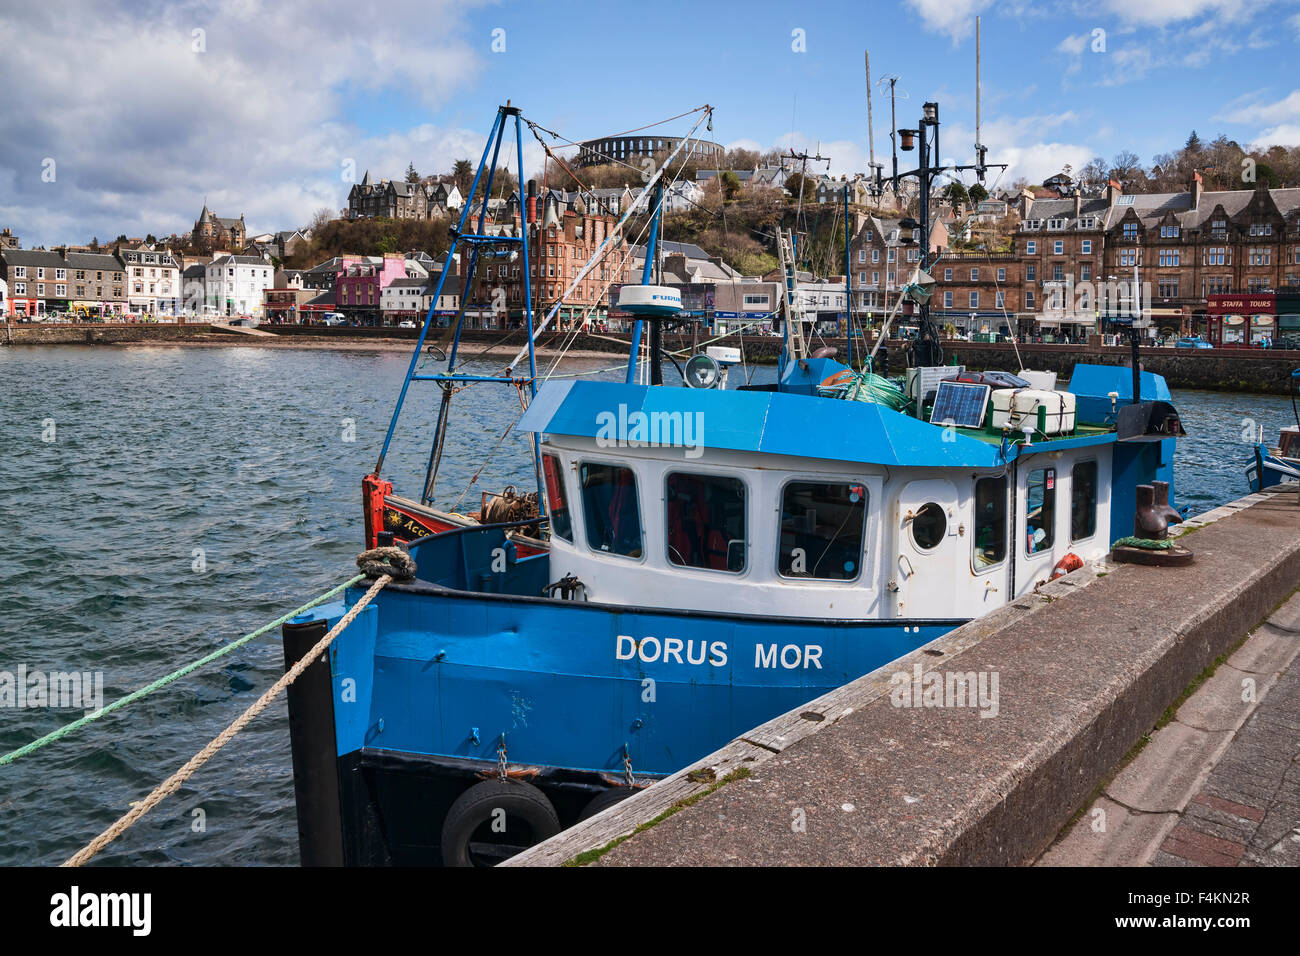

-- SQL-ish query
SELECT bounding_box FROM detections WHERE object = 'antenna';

[865,51,875,171]
[975,16,988,181]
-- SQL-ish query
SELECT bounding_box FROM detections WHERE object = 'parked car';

[397,320,417,329]
[1175,336,1213,349]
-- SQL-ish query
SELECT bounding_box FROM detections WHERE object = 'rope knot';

[357,546,417,581]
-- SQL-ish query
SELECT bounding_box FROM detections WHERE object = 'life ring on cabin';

[820,369,855,388]
[578,786,635,822]
[1049,552,1084,581]
[440,779,560,867]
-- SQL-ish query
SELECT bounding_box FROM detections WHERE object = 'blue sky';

[2,0,1299,247]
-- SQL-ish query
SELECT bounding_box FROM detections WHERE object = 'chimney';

[1192,169,1203,208]
[1073,193,1081,217]
[1107,178,1122,208]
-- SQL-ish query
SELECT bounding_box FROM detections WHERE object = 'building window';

[1026,265,1036,282]
[1159,224,1180,238]
[1053,264,1064,281]
[1081,240,1092,255]
[1158,278,1179,298]
[996,290,1005,309]
[1071,461,1098,541]
[973,475,1007,570]
[1122,223,1138,240]
[970,268,979,282]
[1119,249,1137,267]
[1158,249,1180,267]
[1026,468,1056,555]
[969,291,979,308]
[1053,240,1063,255]
[944,269,952,281]
[777,480,867,580]
[857,249,866,263]
[1025,290,1035,308]
[1026,241,1036,255]
[887,249,895,263]
[872,249,879,263]
[665,473,746,573]
[1249,247,1271,266]
[997,268,1006,282]
[579,462,644,558]
[944,290,953,308]
[1080,265,1091,281]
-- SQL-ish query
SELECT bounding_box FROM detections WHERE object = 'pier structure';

[508,486,1300,867]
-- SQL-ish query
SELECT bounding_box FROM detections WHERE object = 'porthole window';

[911,503,946,550]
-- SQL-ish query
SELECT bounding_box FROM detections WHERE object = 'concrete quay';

[507,486,1300,867]
[1038,589,1300,867]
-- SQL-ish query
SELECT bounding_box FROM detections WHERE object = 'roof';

[1,249,70,267]
[210,254,271,267]
[519,379,1011,468]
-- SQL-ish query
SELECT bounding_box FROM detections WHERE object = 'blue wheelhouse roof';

[520,379,1020,468]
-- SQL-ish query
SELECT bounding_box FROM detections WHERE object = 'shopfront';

[1207,294,1274,348]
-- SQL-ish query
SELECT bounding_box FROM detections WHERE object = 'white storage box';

[1018,369,1058,392]
[991,388,1076,435]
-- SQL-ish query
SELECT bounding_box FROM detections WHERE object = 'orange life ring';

[1049,552,1083,580]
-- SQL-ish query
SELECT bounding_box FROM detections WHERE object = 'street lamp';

[921,102,939,125]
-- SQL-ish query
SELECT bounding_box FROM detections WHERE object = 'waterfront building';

[204,253,274,316]
[263,269,312,323]
[1016,175,1300,337]
[0,228,18,250]
[0,249,65,318]
[335,253,408,324]
[0,248,127,318]
[848,214,950,322]
[118,244,181,315]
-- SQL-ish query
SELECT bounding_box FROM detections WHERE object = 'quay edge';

[505,485,1300,867]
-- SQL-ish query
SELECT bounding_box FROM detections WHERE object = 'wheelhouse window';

[665,473,746,573]
[1071,461,1098,541]
[541,453,573,543]
[580,462,642,557]
[1025,468,1056,555]
[778,481,867,581]
[973,476,1007,570]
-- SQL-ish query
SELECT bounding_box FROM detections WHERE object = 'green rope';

[1112,536,1177,550]
[0,573,366,768]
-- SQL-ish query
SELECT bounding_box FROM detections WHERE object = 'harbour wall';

[5,322,1298,394]
[507,486,1300,866]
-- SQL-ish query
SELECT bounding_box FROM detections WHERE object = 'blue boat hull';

[285,581,961,864]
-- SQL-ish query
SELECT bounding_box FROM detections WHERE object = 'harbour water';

[0,344,1293,865]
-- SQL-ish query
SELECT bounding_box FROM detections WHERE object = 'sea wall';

[6,322,1297,393]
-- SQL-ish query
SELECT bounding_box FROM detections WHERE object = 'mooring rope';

[61,548,413,867]
[0,574,367,768]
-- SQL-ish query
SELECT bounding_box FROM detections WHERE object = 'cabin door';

[893,479,961,619]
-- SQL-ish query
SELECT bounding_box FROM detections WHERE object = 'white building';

[205,254,275,316]
[121,245,182,315]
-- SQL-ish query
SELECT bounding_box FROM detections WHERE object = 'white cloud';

[1057,33,1089,55]
[1252,124,1300,147]
[1219,90,1300,125]
[1098,0,1262,27]
[0,0,496,247]
[904,0,994,43]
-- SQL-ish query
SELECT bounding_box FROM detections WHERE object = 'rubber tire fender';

[440,779,560,867]
[577,786,634,822]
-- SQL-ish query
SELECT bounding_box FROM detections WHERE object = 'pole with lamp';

[875,100,1005,368]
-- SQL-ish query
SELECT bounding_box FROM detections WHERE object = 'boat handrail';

[405,514,550,549]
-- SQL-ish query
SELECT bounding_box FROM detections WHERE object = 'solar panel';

[929,381,991,428]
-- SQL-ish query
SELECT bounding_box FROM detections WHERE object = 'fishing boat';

[1245,369,1300,491]
[281,102,1188,866]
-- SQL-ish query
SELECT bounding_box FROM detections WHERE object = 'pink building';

[335,254,409,324]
